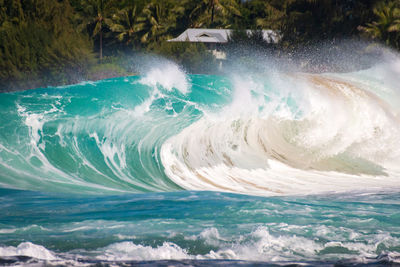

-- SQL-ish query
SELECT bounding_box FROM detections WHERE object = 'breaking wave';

[1,58,400,196]
[2,225,400,264]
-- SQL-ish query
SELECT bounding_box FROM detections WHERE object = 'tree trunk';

[99,24,103,62]
[211,4,215,24]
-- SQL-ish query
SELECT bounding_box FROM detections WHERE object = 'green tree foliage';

[189,0,242,28]
[359,1,400,49]
[134,0,187,46]
[253,0,287,30]
[248,0,383,50]
[0,0,93,90]
[74,0,117,61]
[107,5,141,47]
[136,1,172,44]
[1,0,400,90]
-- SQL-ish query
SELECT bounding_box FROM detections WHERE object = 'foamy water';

[161,70,400,196]
[0,56,400,265]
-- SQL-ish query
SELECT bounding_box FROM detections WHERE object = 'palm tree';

[76,0,116,61]
[359,1,400,48]
[136,1,178,44]
[255,2,286,30]
[189,0,241,28]
[107,5,141,46]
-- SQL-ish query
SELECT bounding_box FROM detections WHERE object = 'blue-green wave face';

[1,60,400,265]
[0,66,232,194]
[1,62,400,196]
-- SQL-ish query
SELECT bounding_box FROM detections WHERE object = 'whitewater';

[0,52,400,266]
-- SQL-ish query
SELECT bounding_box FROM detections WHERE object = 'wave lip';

[161,72,400,196]
[1,60,400,195]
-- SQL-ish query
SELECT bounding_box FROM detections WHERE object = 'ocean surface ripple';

[1,59,400,265]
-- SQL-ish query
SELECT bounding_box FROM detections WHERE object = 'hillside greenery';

[1,0,400,90]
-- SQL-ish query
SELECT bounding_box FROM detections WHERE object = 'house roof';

[168,28,279,43]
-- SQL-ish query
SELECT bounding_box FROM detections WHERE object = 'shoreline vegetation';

[1,0,400,92]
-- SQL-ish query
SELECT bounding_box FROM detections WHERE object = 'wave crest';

[161,73,400,196]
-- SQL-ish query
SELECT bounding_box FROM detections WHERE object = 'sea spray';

[1,56,400,195]
[1,51,400,265]
[161,69,400,195]
[0,189,399,264]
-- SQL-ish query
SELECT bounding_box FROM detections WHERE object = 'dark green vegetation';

[1,0,400,91]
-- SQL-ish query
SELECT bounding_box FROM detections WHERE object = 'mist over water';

[0,42,400,265]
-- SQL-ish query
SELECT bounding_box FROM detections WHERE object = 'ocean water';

[0,61,400,266]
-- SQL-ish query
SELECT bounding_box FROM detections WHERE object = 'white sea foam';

[3,55,400,196]
[96,241,191,261]
[11,101,131,193]
[202,226,322,261]
[1,226,399,263]
[0,242,56,260]
[0,228,16,234]
[161,69,400,196]
[89,132,128,177]
[130,62,190,118]
[139,62,190,94]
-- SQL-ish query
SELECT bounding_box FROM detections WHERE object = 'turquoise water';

[0,62,400,265]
